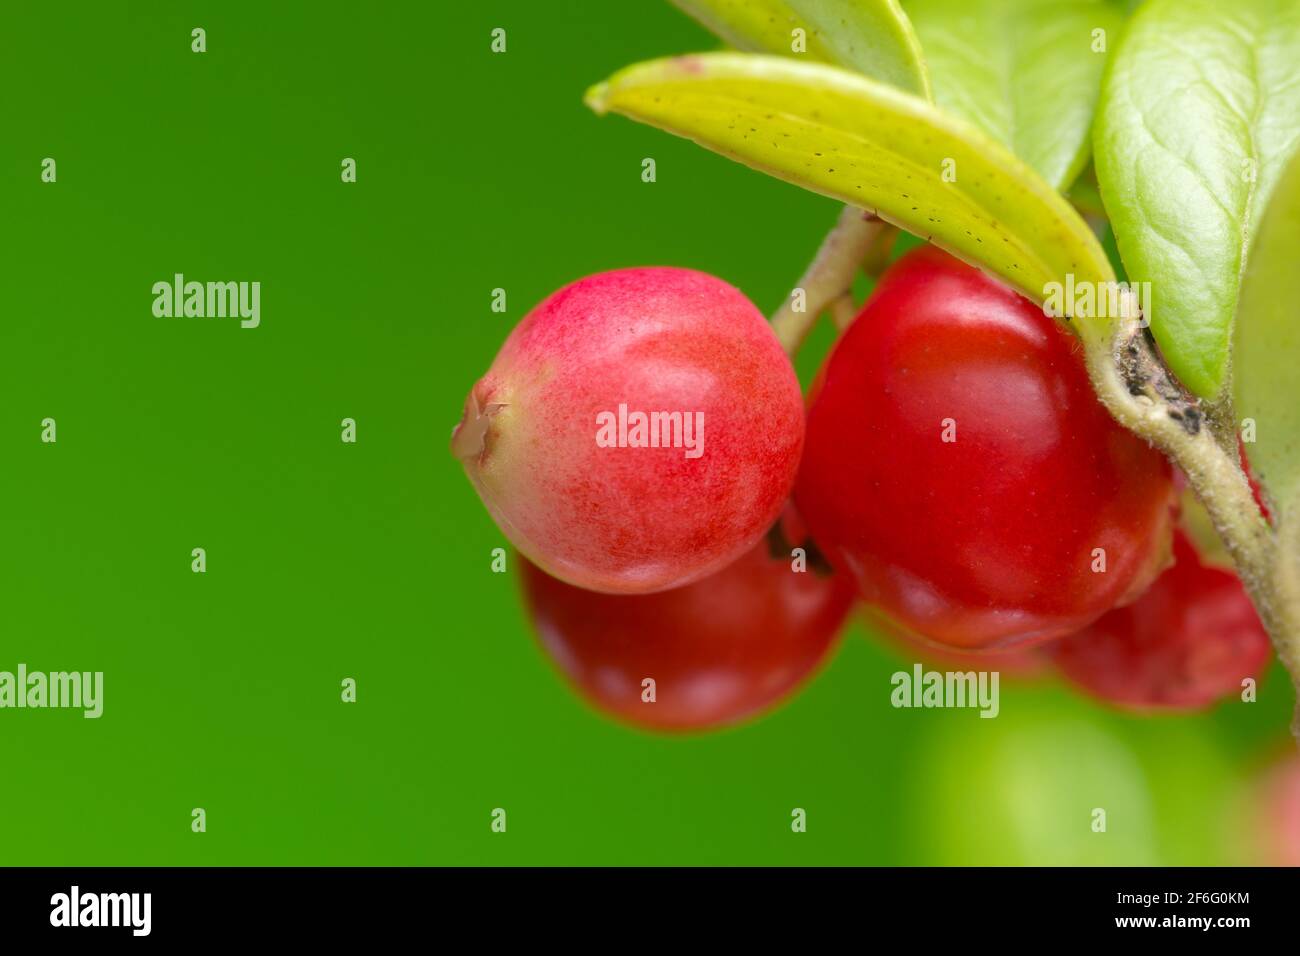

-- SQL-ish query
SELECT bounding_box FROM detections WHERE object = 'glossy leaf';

[1094,0,1300,399]
[904,0,1122,190]
[586,53,1113,315]
[1234,148,1300,523]
[671,0,931,97]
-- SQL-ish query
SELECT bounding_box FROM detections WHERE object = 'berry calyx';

[455,267,805,594]
[794,245,1176,649]
[872,612,1049,678]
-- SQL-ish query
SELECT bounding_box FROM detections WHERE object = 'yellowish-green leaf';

[586,53,1112,316]
[671,0,931,97]
[1234,147,1300,524]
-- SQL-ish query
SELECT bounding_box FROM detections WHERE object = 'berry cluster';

[453,247,1270,730]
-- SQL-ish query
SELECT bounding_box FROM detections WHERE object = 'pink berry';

[453,267,804,593]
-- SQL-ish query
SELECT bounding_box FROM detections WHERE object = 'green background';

[0,0,1290,865]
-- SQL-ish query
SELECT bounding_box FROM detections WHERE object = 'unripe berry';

[795,246,1176,649]
[454,268,804,593]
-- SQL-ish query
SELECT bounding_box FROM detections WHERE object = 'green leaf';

[1234,147,1300,522]
[1094,0,1300,399]
[904,0,1123,190]
[671,0,931,97]
[586,53,1113,316]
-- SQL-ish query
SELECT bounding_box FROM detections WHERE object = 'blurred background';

[0,0,1292,865]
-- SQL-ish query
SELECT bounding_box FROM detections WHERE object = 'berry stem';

[1080,307,1300,740]
[770,204,888,354]
[828,293,857,332]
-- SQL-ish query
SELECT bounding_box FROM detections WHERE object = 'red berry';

[454,267,804,594]
[518,527,854,731]
[1052,530,1271,711]
[1239,438,1272,524]
[873,615,1049,678]
[794,245,1176,649]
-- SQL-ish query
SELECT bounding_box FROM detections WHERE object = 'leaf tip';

[583,80,612,116]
